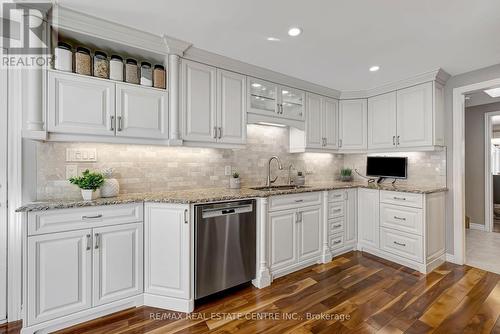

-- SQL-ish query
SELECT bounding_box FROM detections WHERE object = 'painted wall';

[464,102,500,226]
[444,63,500,254]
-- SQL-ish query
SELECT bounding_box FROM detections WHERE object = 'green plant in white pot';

[69,169,105,201]
[340,168,353,182]
[229,172,241,189]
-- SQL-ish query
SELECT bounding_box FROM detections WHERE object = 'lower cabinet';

[269,202,322,277]
[325,189,357,257]
[357,188,380,249]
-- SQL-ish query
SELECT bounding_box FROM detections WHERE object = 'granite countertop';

[16,182,447,212]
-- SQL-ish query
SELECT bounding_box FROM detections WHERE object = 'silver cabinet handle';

[333,240,342,245]
[117,116,123,132]
[295,212,300,223]
[393,196,406,201]
[333,208,342,212]
[94,233,100,249]
[393,136,396,146]
[213,127,217,139]
[82,214,102,220]
[397,135,400,145]
[298,212,302,222]
[339,139,342,148]
[218,127,222,139]
[393,241,406,247]
[333,224,342,228]
[110,116,115,131]
[333,194,342,198]
[394,216,406,221]
[295,199,303,203]
[184,209,188,224]
[86,234,91,251]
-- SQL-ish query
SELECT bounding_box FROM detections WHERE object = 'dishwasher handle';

[201,204,253,218]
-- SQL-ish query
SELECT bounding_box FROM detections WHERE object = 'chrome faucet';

[287,164,295,185]
[266,156,283,187]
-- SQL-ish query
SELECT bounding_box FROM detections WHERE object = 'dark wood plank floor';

[3,251,500,334]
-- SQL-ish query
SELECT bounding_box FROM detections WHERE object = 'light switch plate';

[66,148,97,162]
[224,166,232,176]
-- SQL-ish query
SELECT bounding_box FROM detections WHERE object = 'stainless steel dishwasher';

[195,200,256,299]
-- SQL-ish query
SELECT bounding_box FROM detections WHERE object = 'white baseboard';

[469,223,487,231]
[143,294,194,313]
[445,253,458,264]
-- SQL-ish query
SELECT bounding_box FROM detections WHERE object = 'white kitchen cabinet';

[357,188,380,249]
[280,86,305,121]
[269,209,297,272]
[93,223,143,307]
[298,205,322,262]
[339,99,367,151]
[48,70,115,136]
[217,69,247,144]
[345,188,357,246]
[248,77,278,116]
[368,91,397,150]
[27,229,92,325]
[181,59,217,142]
[145,203,190,300]
[323,97,339,149]
[305,93,323,148]
[115,84,169,139]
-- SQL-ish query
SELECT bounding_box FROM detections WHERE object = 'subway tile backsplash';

[36,125,447,200]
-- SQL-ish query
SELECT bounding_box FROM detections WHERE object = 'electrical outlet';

[224,166,232,176]
[65,165,78,179]
[66,148,97,162]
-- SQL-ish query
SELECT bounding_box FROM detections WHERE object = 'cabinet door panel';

[368,92,397,149]
[269,209,297,271]
[397,82,433,147]
[27,229,92,325]
[357,188,379,249]
[247,77,278,116]
[306,93,323,148]
[217,70,246,144]
[298,205,322,261]
[116,84,169,139]
[280,86,305,121]
[339,99,367,150]
[48,71,115,136]
[345,189,357,244]
[181,60,217,142]
[93,223,143,307]
[323,97,339,149]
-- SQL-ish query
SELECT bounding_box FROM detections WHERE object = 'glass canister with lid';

[125,58,139,84]
[153,64,166,89]
[93,51,109,79]
[140,61,153,86]
[54,42,73,72]
[75,47,91,76]
[109,55,124,81]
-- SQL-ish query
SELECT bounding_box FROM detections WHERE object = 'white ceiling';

[465,90,500,108]
[57,0,500,91]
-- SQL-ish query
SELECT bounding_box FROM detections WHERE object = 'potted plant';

[229,172,241,189]
[69,169,105,201]
[340,168,353,182]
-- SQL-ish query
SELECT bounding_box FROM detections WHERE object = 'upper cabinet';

[338,99,367,151]
[367,82,445,151]
[280,86,305,121]
[48,70,169,141]
[181,59,246,146]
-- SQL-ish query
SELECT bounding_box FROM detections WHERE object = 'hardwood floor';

[5,251,500,334]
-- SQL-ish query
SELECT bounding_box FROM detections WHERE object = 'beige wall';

[465,102,500,226]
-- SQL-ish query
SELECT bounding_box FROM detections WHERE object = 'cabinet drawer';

[380,191,423,208]
[28,204,144,235]
[380,227,423,263]
[328,218,344,235]
[328,190,346,202]
[328,233,344,251]
[269,192,322,211]
[380,203,423,235]
[328,202,345,219]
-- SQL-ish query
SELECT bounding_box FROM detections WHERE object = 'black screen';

[366,157,407,179]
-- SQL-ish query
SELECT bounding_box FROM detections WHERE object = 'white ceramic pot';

[100,178,120,198]
[81,189,99,201]
[229,177,241,189]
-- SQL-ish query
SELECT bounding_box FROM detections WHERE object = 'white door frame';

[484,111,500,234]
[453,77,500,265]
[0,48,7,324]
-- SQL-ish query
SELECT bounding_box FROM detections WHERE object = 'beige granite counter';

[16,182,447,212]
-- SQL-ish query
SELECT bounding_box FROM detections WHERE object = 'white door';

[269,209,297,272]
[93,223,143,307]
[368,92,397,150]
[339,99,367,150]
[323,97,339,149]
[181,60,217,142]
[279,86,305,121]
[247,77,278,116]
[357,189,380,249]
[27,229,92,325]
[48,71,115,136]
[396,82,433,148]
[145,204,190,299]
[115,84,169,139]
[306,93,323,149]
[0,49,7,322]
[298,205,322,262]
[344,189,357,245]
[217,69,247,144]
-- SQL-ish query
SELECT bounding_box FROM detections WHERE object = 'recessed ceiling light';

[251,83,261,88]
[288,27,302,37]
[369,65,380,72]
[267,37,280,42]
[484,87,500,98]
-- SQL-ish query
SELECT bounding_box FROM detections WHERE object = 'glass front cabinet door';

[279,86,305,121]
[248,78,278,116]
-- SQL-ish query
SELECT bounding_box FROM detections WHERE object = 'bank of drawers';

[327,190,346,252]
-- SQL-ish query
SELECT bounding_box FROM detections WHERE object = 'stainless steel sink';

[250,185,310,191]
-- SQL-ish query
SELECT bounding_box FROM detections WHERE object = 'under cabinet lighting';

[484,87,500,98]
[267,37,280,42]
[257,122,287,128]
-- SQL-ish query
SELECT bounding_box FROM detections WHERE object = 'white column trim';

[168,54,182,145]
[252,198,271,288]
[321,191,332,263]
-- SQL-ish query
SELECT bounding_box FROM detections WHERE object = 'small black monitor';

[366,156,407,179]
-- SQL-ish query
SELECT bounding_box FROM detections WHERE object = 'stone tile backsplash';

[36,125,447,200]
